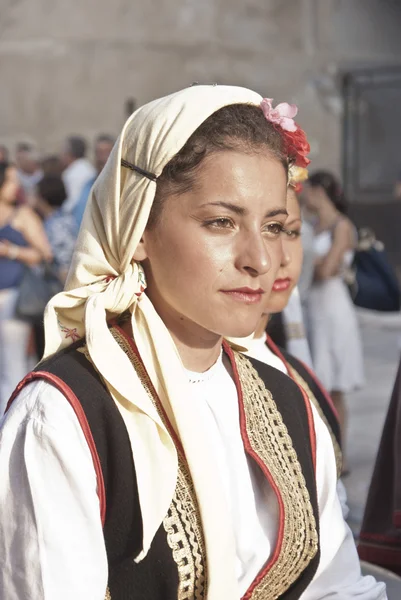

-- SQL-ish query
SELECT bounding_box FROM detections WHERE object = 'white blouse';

[0,354,386,599]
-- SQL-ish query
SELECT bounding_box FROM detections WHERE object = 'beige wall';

[1,0,400,173]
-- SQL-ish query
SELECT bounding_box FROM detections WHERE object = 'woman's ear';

[133,237,148,261]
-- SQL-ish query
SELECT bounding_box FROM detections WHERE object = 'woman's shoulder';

[37,343,107,394]
[331,215,354,238]
[14,204,37,219]
[13,204,42,230]
[1,378,80,436]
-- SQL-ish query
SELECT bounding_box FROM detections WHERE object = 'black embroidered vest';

[13,328,321,599]
[265,334,342,478]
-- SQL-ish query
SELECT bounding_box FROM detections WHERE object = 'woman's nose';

[281,247,291,266]
[236,233,271,277]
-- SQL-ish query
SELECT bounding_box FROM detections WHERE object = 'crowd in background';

[0,134,115,409]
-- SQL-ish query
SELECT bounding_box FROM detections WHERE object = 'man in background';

[72,134,115,227]
[61,136,96,215]
[0,146,9,162]
[15,143,43,199]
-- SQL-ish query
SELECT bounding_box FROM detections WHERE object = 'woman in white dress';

[302,170,364,470]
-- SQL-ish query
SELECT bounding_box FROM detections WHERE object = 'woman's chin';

[220,321,260,341]
[266,294,289,315]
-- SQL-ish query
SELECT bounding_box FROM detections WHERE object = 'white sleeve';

[0,380,108,600]
[301,404,387,600]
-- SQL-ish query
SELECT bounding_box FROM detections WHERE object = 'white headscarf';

[44,85,264,598]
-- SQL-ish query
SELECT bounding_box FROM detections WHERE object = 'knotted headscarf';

[44,85,265,597]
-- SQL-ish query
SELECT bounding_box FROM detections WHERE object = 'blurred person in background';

[61,135,96,215]
[35,175,78,283]
[15,142,43,199]
[41,154,63,177]
[298,212,315,316]
[0,146,9,162]
[359,353,401,576]
[0,162,52,413]
[73,134,115,227]
[33,175,78,359]
[303,170,364,473]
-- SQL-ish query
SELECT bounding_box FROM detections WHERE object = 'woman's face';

[264,187,303,314]
[0,167,19,204]
[301,183,324,213]
[136,151,288,341]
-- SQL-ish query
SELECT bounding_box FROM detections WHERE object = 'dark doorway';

[342,66,401,271]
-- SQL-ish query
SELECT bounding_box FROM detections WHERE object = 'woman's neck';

[171,330,223,373]
[120,307,223,373]
[316,204,341,231]
[0,202,14,226]
[254,314,269,340]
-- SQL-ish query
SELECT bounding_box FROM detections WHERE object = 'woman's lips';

[221,287,265,305]
[272,278,291,292]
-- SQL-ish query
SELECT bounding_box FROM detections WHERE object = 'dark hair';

[41,154,63,176]
[147,103,288,228]
[0,145,9,161]
[66,136,87,159]
[95,134,115,146]
[16,142,33,153]
[0,161,10,189]
[308,170,348,215]
[37,175,67,208]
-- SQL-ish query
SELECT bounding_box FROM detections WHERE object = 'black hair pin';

[121,159,157,183]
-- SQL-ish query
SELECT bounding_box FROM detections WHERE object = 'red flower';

[282,123,310,168]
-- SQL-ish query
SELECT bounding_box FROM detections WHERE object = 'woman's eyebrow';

[199,202,288,219]
[284,217,302,226]
[199,201,246,215]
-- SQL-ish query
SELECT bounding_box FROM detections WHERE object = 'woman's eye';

[283,228,301,239]
[203,218,234,229]
[263,222,284,237]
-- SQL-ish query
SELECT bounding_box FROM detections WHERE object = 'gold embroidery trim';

[234,352,318,600]
[105,588,111,600]
[109,328,208,599]
[288,365,343,478]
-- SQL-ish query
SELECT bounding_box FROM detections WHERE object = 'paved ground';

[343,309,401,536]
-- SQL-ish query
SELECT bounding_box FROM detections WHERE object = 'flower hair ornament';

[288,164,309,193]
[260,98,311,169]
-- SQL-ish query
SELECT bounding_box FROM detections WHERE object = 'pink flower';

[260,98,298,132]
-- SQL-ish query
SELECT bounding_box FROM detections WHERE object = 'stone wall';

[1,0,400,173]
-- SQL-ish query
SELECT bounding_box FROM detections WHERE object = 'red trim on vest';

[360,532,401,545]
[394,511,401,529]
[6,371,107,528]
[358,542,401,569]
[223,341,286,599]
[264,334,317,474]
[292,352,339,422]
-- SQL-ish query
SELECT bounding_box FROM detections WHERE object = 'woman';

[35,175,78,283]
[0,162,52,411]
[32,175,78,358]
[303,170,364,467]
[0,87,385,599]
[244,177,345,499]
